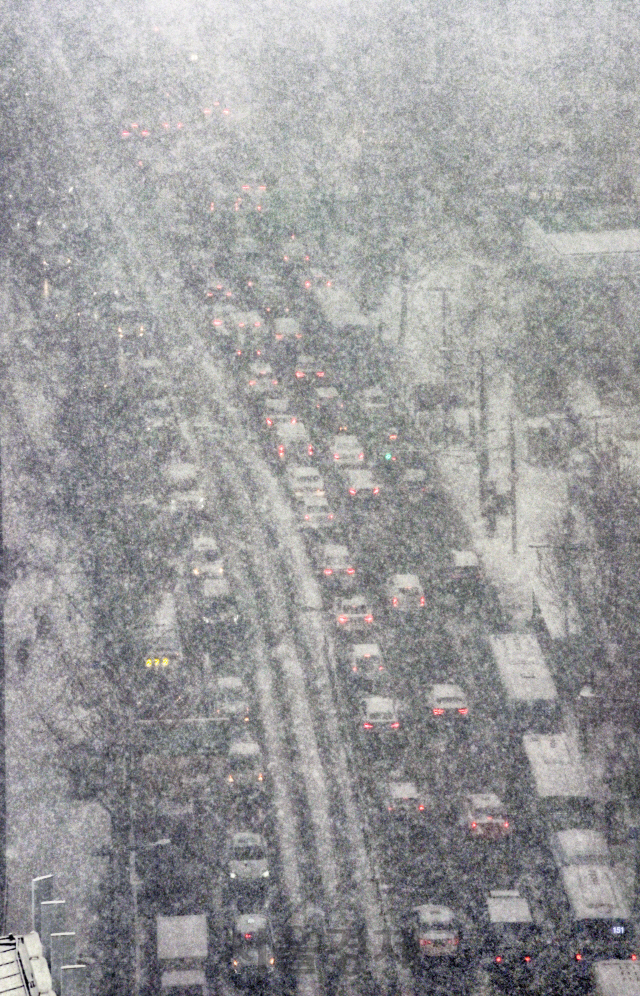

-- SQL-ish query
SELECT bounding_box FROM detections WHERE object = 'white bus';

[559,865,635,972]
[518,733,604,835]
[594,960,640,996]
[143,592,184,670]
[489,633,561,733]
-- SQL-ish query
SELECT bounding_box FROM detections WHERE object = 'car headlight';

[262,870,270,878]
[229,872,236,879]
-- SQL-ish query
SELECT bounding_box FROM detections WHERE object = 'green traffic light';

[385,452,392,461]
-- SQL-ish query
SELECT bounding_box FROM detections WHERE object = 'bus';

[142,592,184,671]
[558,864,635,972]
[489,632,561,733]
[515,733,605,837]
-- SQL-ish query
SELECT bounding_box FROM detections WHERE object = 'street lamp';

[130,838,171,996]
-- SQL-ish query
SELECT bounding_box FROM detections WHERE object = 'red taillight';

[363,722,374,730]
[358,452,364,460]
[245,933,253,941]
[324,568,333,576]
[265,417,273,427]
[419,939,432,947]
[433,708,445,716]
[275,333,283,340]
[495,956,503,964]
[338,615,349,624]
[373,487,380,495]
[364,614,373,623]
[349,488,357,496]
[631,954,638,961]
[328,513,334,520]
[389,433,398,441]
[392,597,399,607]
[236,349,242,356]
[271,378,278,385]
[333,453,340,461]
[470,822,477,829]
[575,953,583,962]
[503,821,509,828]
[418,804,425,811]
[304,514,310,520]
[308,444,314,455]
[295,370,305,379]
[290,417,297,424]
[278,445,285,458]
[346,567,355,575]
[249,379,257,386]
[317,370,325,377]
[524,956,531,963]
[420,595,426,606]
[390,721,400,729]
[458,707,468,715]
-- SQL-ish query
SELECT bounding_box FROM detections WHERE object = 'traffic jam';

[127,213,638,996]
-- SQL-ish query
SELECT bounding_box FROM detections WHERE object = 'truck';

[0,932,55,996]
[157,914,209,996]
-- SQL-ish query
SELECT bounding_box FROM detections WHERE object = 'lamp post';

[129,837,171,996]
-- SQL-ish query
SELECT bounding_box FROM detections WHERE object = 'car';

[292,354,327,384]
[311,386,345,419]
[427,683,470,720]
[449,550,483,587]
[161,461,206,515]
[342,468,383,500]
[298,494,336,532]
[190,534,224,579]
[461,792,511,838]
[397,467,435,502]
[246,360,279,396]
[334,595,374,634]
[226,741,266,792]
[274,420,315,464]
[403,904,462,961]
[227,831,270,885]
[359,695,401,734]
[285,465,326,498]
[273,315,303,343]
[213,676,250,725]
[357,385,390,414]
[194,577,243,642]
[481,890,538,974]
[348,643,388,688]
[314,543,356,587]
[262,396,297,431]
[230,913,276,980]
[385,779,429,817]
[386,573,426,613]
[329,434,365,469]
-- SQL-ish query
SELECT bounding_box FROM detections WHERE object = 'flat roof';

[561,865,631,920]
[523,734,593,798]
[490,633,558,702]
[593,961,640,996]
[547,229,640,256]
[486,890,532,925]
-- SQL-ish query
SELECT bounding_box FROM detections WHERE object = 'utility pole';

[509,414,517,554]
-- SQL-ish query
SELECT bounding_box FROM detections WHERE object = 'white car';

[275,421,314,463]
[285,465,325,498]
[312,386,344,415]
[314,543,356,585]
[227,831,270,884]
[357,386,389,414]
[162,462,206,514]
[299,494,335,532]
[329,434,365,468]
[262,397,295,430]
[386,573,426,612]
[405,904,462,960]
[343,468,383,499]
[293,354,326,382]
[246,361,279,395]
[359,696,401,733]
[334,595,374,634]
[427,683,470,720]
[462,792,511,838]
[213,676,250,725]
[386,780,429,817]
